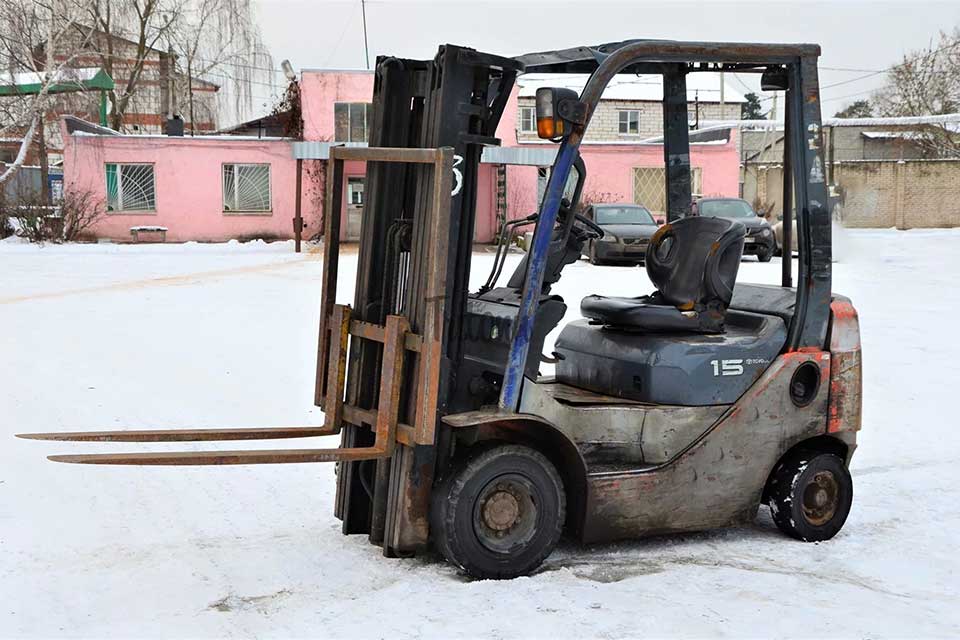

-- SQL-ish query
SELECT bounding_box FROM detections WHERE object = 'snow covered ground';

[2,231,959,638]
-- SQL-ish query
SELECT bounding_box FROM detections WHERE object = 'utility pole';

[164,45,177,121]
[361,0,370,70]
[719,71,725,113]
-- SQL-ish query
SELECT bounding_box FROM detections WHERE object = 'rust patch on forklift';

[827,299,862,433]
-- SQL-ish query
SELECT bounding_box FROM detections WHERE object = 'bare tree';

[577,188,617,213]
[170,0,273,134]
[61,187,106,240]
[0,0,94,190]
[74,0,271,132]
[1,0,272,192]
[874,28,960,156]
[76,0,182,131]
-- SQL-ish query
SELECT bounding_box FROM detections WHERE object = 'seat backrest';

[646,216,746,311]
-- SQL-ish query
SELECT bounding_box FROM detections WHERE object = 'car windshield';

[698,199,756,219]
[595,206,655,225]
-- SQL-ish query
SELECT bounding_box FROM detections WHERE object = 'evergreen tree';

[741,92,764,119]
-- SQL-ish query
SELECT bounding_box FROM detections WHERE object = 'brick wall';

[838,160,960,228]
[517,98,740,142]
[742,159,960,228]
[47,31,219,135]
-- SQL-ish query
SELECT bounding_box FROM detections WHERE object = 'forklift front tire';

[767,449,853,542]
[431,444,565,580]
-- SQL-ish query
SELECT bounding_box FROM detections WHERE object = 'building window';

[222,163,271,212]
[618,109,640,135]
[519,106,536,133]
[334,102,373,142]
[106,163,155,212]
[347,177,364,206]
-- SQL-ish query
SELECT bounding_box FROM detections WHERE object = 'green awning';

[0,68,114,96]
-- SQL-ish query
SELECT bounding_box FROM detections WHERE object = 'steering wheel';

[572,212,604,239]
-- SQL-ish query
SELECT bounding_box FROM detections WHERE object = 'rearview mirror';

[761,67,789,91]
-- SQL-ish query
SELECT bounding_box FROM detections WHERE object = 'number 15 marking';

[711,359,744,376]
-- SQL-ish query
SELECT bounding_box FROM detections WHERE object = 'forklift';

[21,40,862,580]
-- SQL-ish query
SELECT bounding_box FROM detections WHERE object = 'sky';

[247,0,960,119]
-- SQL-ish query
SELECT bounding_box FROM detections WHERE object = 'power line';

[323,2,359,68]
[821,66,885,73]
[819,86,885,104]
[730,72,753,94]
[63,50,286,75]
[195,70,282,89]
[821,70,887,90]
[758,39,960,104]
[361,0,370,70]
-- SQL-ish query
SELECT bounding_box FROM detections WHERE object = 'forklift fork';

[17,307,412,465]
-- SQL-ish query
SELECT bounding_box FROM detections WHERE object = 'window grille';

[633,167,702,214]
[106,163,156,211]
[223,163,271,212]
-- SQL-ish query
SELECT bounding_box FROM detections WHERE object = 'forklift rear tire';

[767,449,853,542]
[431,444,565,580]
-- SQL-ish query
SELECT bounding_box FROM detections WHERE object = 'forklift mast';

[332,46,522,554]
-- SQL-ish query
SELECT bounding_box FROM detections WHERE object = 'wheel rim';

[801,470,840,526]
[472,473,539,554]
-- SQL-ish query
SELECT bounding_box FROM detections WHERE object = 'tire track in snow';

[550,553,922,601]
[0,256,316,305]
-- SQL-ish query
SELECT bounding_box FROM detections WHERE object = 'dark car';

[585,203,660,265]
[692,197,775,262]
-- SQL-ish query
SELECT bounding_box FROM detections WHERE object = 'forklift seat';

[581,216,746,334]
[556,216,787,405]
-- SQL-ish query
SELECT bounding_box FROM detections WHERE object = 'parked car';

[692,197,775,262]
[584,203,660,265]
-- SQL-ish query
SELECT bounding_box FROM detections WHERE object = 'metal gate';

[633,166,702,214]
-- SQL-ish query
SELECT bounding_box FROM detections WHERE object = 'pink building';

[62,69,741,243]
[61,118,305,243]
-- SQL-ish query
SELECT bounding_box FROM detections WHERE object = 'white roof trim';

[712,113,960,129]
[517,73,746,104]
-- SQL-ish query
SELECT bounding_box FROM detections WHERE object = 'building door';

[633,167,702,217]
[346,177,364,240]
[536,167,549,204]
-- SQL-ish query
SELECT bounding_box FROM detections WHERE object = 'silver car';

[585,204,660,265]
